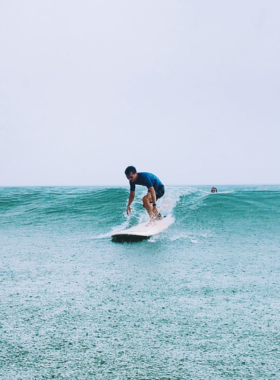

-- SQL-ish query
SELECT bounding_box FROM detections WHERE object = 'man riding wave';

[125,166,165,219]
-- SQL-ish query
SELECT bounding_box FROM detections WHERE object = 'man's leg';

[142,193,154,217]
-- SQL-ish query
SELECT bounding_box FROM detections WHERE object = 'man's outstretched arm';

[126,191,135,215]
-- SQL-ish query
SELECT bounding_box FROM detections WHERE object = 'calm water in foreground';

[1,185,280,379]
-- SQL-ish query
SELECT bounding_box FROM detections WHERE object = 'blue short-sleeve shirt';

[130,172,163,192]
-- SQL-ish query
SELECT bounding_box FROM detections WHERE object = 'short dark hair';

[125,166,136,176]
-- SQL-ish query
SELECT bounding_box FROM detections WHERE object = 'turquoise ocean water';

[1,185,280,379]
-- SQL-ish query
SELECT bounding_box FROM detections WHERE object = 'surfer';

[211,187,217,193]
[125,166,165,219]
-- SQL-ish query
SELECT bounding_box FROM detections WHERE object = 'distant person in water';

[211,187,217,193]
[125,166,165,219]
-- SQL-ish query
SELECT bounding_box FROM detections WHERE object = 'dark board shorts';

[156,185,165,200]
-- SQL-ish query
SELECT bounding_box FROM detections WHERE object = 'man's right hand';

[126,191,135,216]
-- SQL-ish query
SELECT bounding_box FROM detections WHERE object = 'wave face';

[1,185,280,237]
[0,187,128,232]
[172,187,280,242]
[1,185,280,379]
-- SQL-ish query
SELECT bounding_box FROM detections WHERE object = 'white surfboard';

[111,215,173,242]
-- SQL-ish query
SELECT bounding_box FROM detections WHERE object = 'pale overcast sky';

[0,0,279,186]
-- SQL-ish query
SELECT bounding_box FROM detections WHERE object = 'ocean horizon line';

[1,183,280,188]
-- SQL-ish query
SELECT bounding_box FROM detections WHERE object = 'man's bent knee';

[142,195,150,207]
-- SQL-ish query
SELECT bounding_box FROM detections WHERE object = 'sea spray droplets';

[1,185,280,378]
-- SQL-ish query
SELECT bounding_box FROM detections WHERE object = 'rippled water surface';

[1,186,280,379]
